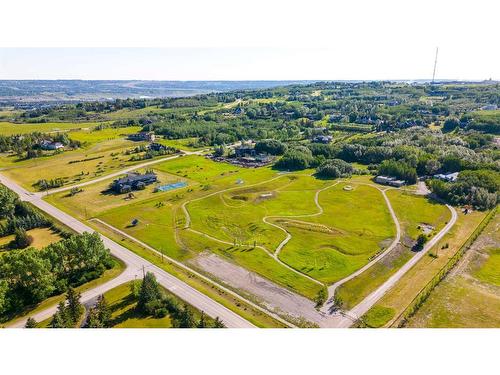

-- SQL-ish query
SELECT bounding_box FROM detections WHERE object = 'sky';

[0,0,499,81]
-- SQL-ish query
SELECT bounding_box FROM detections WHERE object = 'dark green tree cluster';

[275,146,316,170]
[254,139,288,155]
[0,132,79,159]
[316,159,354,179]
[33,178,65,191]
[135,273,225,328]
[428,170,499,210]
[378,159,417,184]
[50,288,84,328]
[0,232,112,320]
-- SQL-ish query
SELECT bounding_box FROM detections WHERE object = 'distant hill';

[0,80,316,105]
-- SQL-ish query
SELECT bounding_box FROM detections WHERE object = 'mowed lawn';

[279,182,395,284]
[97,197,188,260]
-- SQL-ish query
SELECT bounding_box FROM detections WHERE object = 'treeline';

[0,232,113,320]
[427,170,499,210]
[0,184,59,238]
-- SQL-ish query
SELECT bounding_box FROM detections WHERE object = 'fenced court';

[155,181,188,192]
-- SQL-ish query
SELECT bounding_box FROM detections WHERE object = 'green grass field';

[279,182,395,284]
[406,276,500,328]
[360,305,395,328]
[335,190,451,309]
[473,248,500,286]
[0,121,104,136]
[386,189,450,240]
[66,126,142,144]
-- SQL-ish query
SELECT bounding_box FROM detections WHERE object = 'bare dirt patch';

[190,252,330,326]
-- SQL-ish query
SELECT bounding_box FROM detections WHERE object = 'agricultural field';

[407,213,500,328]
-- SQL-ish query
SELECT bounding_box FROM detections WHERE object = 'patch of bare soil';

[190,252,330,326]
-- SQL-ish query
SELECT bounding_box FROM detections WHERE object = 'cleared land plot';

[407,213,500,327]
[336,191,451,309]
[191,252,325,327]
[179,227,323,300]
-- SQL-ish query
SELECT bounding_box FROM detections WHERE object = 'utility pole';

[142,265,145,278]
[431,47,439,84]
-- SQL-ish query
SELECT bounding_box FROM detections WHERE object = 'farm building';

[110,172,157,193]
[375,175,405,187]
[128,131,156,142]
[40,140,64,150]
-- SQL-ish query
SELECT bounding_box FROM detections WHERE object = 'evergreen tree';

[197,311,207,328]
[25,317,38,328]
[95,295,111,327]
[50,301,68,328]
[212,317,226,328]
[66,287,83,325]
[178,304,195,328]
[84,306,103,328]
[137,272,163,313]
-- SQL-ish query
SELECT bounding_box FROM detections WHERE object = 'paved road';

[0,173,255,328]
[327,203,458,327]
[40,149,205,196]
